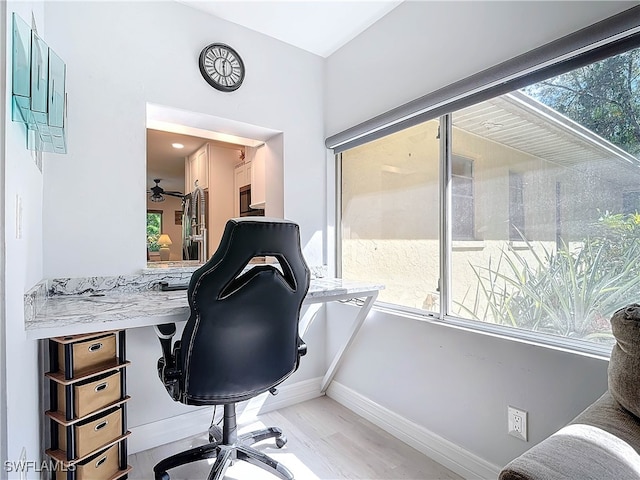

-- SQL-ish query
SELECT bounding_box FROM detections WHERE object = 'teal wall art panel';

[12,13,31,121]
[11,12,67,154]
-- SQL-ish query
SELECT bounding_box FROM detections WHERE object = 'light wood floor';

[128,396,463,480]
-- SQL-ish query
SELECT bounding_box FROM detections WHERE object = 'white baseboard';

[327,381,501,480]
[128,377,323,454]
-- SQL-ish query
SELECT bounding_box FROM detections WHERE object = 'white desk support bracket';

[302,289,379,393]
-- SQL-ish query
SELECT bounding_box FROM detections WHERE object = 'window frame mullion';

[335,152,343,278]
[439,114,453,319]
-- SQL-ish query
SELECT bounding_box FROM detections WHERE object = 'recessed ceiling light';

[172,143,184,149]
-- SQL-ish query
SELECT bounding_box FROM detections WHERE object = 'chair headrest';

[189,217,310,302]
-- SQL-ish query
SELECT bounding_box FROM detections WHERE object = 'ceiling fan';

[148,179,184,203]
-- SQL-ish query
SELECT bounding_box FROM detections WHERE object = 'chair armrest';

[154,322,177,338]
[154,323,183,400]
[154,323,177,367]
[295,336,307,372]
[297,337,307,357]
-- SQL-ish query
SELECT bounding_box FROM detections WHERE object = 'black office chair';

[153,217,310,480]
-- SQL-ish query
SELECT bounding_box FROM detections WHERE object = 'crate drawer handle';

[95,455,108,468]
[94,382,108,392]
[88,342,103,352]
[94,421,108,431]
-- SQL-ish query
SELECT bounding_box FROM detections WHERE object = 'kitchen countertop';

[25,277,384,340]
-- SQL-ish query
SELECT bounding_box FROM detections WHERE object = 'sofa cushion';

[499,392,640,480]
[609,304,640,420]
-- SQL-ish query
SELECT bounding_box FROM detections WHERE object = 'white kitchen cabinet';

[233,161,251,217]
[184,156,190,194]
[234,162,250,189]
[185,143,209,192]
[250,146,266,209]
[185,154,194,192]
[195,143,209,190]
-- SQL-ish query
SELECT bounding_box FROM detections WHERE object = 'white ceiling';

[147,130,206,195]
[146,104,278,196]
[177,0,404,57]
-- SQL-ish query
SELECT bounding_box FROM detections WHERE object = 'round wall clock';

[198,43,245,92]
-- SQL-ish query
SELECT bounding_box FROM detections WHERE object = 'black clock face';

[199,43,245,92]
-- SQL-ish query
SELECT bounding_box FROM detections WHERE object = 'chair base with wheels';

[153,403,293,480]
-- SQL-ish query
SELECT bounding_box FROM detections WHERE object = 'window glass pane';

[452,176,473,198]
[509,171,525,240]
[450,46,640,347]
[452,155,475,240]
[147,211,162,252]
[452,155,473,177]
[452,197,474,240]
[341,120,440,311]
[623,191,640,214]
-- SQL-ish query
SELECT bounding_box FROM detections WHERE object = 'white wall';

[324,0,634,471]
[42,0,326,278]
[0,3,7,478]
[328,304,609,469]
[325,1,636,136]
[3,2,47,477]
[36,0,327,443]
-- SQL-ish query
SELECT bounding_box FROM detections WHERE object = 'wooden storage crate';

[57,370,122,419]
[58,406,122,459]
[56,332,117,378]
[74,443,120,480]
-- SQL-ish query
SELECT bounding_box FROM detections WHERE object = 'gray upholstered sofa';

[499,304,640,480]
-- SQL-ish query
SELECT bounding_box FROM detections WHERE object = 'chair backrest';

[179,217,310,405]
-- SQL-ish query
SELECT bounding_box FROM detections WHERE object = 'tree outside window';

[147,210,162,252]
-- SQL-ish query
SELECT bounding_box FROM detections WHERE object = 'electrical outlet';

[508,406,528,441]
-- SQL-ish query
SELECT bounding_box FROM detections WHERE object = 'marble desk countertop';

[25,278,384,340]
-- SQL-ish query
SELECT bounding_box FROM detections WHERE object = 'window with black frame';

[339,36,640,349]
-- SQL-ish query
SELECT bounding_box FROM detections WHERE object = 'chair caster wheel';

[276,435,287,448]
[154,471,170,480]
